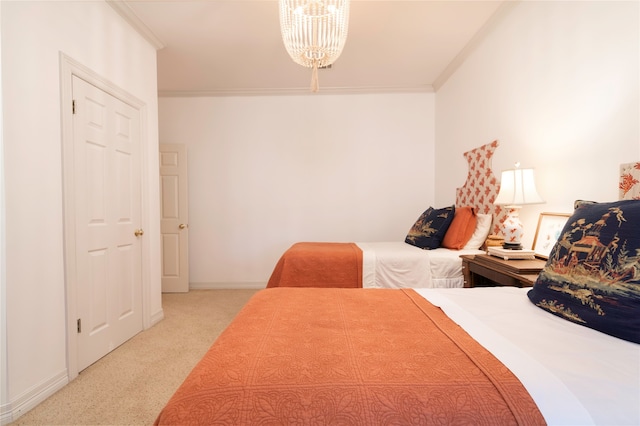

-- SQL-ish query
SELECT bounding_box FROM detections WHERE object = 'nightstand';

[460,254,546,288]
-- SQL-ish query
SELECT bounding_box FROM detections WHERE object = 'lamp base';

[502,242,523,250]
[501,205,524,250]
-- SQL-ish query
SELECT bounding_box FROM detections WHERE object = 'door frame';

[60,53,151,380]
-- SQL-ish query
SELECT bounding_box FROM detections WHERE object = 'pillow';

[573,199,596,209]
[527,199,640,343]
[405,205,455,250]
[442,207,477,249]
[463,213,493,250]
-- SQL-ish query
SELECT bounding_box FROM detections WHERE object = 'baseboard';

[0,402,13,426]
[3,369,68,424]
[189,282,266,290]
[149,308,164,328]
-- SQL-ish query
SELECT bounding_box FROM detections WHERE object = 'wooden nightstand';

[460,254,546,288]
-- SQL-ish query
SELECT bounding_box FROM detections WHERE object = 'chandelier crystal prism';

[279,0,350,92]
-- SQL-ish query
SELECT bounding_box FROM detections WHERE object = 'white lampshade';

[494,167,544,206]
[494,165,544,250]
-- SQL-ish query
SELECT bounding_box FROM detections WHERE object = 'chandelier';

[279,0,350,92]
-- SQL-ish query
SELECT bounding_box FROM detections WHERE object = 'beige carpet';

[9,289,259,426]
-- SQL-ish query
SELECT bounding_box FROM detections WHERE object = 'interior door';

[159,143,190,293]
[72,75,143,370]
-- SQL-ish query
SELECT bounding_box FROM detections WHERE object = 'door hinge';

[72,99,76,114]
[77,318,81,333]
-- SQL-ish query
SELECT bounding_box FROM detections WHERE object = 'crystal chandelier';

[279,0,350,92]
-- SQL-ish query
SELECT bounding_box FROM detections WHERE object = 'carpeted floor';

[9,289,259,426]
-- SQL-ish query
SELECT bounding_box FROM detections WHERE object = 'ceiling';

[111,0,511,96]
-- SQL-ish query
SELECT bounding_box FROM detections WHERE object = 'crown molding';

[158,84,434,97]
[106,0,165,50]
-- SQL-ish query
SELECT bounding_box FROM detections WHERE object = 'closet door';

[72,75,143,371]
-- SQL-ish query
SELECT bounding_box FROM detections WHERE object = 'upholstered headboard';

[619,162,640,200]
[455,140,507,236]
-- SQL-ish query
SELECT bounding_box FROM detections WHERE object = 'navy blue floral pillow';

[528,200,640,343]
[405,206,455,250]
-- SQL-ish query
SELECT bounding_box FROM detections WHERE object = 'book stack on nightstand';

[487,246,536,260]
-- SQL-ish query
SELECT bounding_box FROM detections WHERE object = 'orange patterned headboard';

[455,140,507,236]
[619,162,640,200]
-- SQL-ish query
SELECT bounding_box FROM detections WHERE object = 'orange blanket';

[266,242,363,288]
[155,288,545,425]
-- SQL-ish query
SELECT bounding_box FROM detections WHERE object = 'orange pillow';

[442,206,477,249]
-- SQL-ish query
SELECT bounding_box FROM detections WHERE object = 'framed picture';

[532,212,571,259]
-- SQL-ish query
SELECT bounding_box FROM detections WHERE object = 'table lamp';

[493,163,544,250]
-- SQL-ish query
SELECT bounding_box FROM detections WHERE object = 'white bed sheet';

[417,287,640,425]
[356,242,484,289]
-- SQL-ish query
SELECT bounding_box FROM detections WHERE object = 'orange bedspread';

[266,242,363,288]
[155,288,545,425]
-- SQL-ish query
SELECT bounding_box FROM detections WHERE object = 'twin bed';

[267,241,485,289]
[155,285,639,425]
[267,142,500,290]
[155,149,640,425]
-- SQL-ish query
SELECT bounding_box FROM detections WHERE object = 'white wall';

[159,93,435,286]
[1,1,161,422]
[0,4,7,422]
[435,0,639,249]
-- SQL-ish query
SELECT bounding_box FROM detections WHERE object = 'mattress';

[358,242,484,288]
[418,287,640,425]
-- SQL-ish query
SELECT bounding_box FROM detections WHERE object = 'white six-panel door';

[159,144,189,293]
[72,75,143,371]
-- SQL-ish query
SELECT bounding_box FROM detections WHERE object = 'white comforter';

[418,287,640,425]
[357,242,484,288]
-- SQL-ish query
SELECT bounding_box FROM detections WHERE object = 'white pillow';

[463,213,492,250]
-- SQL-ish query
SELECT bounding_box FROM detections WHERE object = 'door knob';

[134,229,144,237]
[179,224,188,229]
